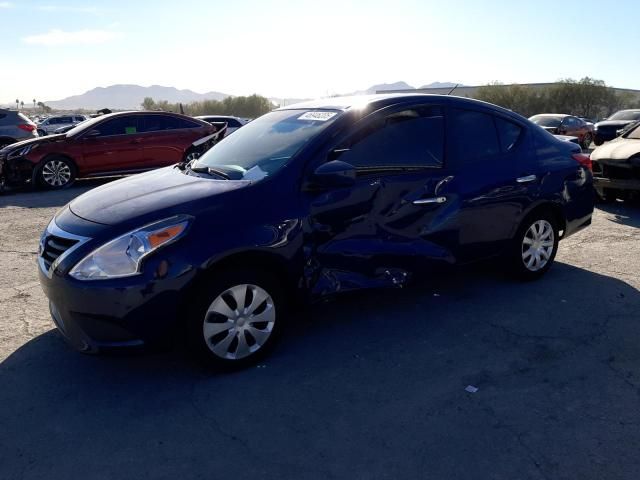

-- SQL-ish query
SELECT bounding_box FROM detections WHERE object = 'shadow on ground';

[596,200,640,229]
[2,263,640,479]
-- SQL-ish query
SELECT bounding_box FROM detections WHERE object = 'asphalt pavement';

[1,180,639,480]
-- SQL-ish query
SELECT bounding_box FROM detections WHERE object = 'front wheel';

[508,213,559,280]
[36,156,76,189]
[186,269,286,370]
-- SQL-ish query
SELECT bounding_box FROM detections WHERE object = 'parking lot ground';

[1,182,639,480]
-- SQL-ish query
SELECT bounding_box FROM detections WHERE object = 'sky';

[1,0,639,104]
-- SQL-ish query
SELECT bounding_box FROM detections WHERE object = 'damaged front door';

[304,103,458,297]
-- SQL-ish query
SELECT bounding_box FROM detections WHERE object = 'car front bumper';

[593,176,640,193]
[37,216,199,353]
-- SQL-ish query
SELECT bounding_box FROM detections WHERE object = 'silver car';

[37,114,87,136]
[0,109,38,148]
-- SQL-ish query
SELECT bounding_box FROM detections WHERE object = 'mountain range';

[30,81,460,110]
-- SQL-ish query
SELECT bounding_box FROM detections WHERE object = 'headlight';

[69,215,191,280]
[8,143,38,159]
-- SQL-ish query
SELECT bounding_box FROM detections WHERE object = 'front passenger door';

[79,116,144,173]
[305,104,458,296]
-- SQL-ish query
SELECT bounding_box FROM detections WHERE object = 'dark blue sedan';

[38,94,594,368]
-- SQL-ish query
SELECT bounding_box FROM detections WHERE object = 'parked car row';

[529,109,640,150]
[529,114,594,149]
[0,111,226,190]
[36,114,88,136]
[591,121,640,201]
[36,93,595,367]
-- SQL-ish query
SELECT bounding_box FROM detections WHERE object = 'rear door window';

[140,115,200,132]
[339,105,445,170]
[450,109,501,162]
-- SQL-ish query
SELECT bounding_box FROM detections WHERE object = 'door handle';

[516,175,537,183]
[413,196,447,205]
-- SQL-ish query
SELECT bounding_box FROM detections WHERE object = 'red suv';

[0,111,220,189]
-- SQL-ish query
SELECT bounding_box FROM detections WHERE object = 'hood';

[591,138,640,161]
[69,166,250,226]
[595,120,635,129]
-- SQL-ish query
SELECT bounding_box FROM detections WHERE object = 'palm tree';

[33,99,36,111]
[20,101,24,110]
[15,99,19,110]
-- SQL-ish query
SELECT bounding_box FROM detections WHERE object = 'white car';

[195,115,248,135]
[37,114,87,136]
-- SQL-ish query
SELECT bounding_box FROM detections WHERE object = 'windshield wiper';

[189,164,231,180]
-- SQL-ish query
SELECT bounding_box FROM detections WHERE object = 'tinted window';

[226,118,242,127]
[339,106,444,169]
[563,117,579,127]
[530,115,562,127]
[60,116,73,124]
[451,109,500,161]
[164,116,199,130]
[140,115,199,132]
[74,116,85,122]
[609,110,640,121]
[495,117,522,152]
[93,116,140,136]
[48,118,60,125]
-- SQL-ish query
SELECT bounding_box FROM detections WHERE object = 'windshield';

[65,115,106,136]
[624,123,640,139]
[529,115,563,127]
[193,109,341,181]
[609,110,640,121]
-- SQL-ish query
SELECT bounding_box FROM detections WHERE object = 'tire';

[37,129,46,137]
[35,156,76,189]
[508,211,559,280]
[581,132,593,150]
[186,268,286,370]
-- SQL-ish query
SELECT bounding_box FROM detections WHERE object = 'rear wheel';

[581,132,593,150]
[186,268,286,370]
[508,212,559,280]
[36,156,76,189]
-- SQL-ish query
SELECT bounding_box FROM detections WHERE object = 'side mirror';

[309,160,356,189]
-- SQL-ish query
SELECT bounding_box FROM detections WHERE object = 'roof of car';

[531,113,570,118]
[279,93,519,115]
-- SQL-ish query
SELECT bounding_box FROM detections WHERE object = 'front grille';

[41,234,78,271]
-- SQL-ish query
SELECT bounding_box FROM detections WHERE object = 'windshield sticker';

[298,111,337,122]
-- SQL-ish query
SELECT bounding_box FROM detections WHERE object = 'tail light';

[572,153,592,171]
[18,124,36,132]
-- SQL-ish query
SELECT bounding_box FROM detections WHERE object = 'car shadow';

[596,200,640,228]
[2,262,640,478]
[0,177,117,209]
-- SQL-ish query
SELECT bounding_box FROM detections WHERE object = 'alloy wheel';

[203,284,276,360]
[42,160,72,187]
[521,220,554,272]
